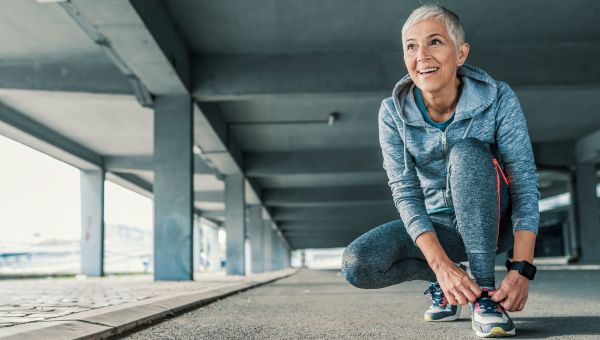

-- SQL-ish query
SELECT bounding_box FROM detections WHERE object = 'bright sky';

[0,135,151,244]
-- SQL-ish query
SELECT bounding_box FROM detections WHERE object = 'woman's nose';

[416,46,431,62]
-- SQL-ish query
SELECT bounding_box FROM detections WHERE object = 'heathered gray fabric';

[342,138,514,288]
[378,64,540,244]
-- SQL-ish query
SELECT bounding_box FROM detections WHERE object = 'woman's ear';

[457,43,470,66]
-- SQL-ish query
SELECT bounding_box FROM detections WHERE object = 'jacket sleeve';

[378,99,434,243]
[494,82,540,234]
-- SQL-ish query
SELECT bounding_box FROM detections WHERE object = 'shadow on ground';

[515,316,600,338]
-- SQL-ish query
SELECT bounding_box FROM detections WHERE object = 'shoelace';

[423,282,445,306]
[477,291,501,314]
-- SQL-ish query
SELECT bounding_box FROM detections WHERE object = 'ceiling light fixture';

[328,112,339,127]
[192,144,202,155]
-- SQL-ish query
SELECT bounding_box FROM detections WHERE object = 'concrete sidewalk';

[125,268,600,339]
[0,269,297,339]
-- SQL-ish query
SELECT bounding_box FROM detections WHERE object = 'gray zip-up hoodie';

[378,64,540,243]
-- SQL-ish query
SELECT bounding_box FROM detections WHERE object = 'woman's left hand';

[489,270,529,311]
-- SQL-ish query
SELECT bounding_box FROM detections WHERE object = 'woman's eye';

[406,44,415,50]
[430,39,442,46]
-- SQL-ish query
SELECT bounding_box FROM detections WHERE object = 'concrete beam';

[105,172,153,199]
[280,220,381,232]
[193,44,600,101]
[198,209,224,220]
[272,204,396,222]
[264,186,391,207]
[244,149,382,176]
[105,155,216,175]
[66,0,282,242]
[0,58,132,95]
[195,191,224,203]
[0,102,102,170]
[288,235,361,250]
[70,0,189,95]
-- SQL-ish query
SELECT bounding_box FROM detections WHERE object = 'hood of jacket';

[386,64,500,177]
[391,64,498,127]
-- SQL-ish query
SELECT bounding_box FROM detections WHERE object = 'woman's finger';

[461,286,477,303]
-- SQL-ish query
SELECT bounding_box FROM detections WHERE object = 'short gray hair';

[401,4,465,51]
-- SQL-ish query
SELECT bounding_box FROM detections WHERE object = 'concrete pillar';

[206,225,220,272]
[574,164,600,263]
[80,170,104,277]
[153,95,193,280]
[248,205,264,273]
[225,173,245,275]
[262,220,272,271]
[193,215,201,273]
[271,227,279,270]
[283,242,290,268]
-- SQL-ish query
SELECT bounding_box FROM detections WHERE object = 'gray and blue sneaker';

[423,282,461,321]
[469,288,516,337]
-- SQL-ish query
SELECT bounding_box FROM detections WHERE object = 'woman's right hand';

[434,261,481,305]
[415,231,481,305]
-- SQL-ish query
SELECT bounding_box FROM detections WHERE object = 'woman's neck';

[421,77,462,123]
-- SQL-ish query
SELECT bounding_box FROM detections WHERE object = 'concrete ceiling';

[0,0,599,250]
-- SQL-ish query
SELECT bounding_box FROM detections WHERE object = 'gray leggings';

[341,138,513,288]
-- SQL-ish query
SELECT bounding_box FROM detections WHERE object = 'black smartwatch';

[505,259,536,280]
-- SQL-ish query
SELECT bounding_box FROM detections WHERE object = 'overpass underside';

[0,1,599,280]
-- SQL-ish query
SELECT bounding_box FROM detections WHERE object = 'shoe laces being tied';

[477,290,502,313]
[424,282,447,307]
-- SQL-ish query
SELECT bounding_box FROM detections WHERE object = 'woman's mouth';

[417,67,439,78]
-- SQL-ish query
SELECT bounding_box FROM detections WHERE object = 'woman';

[341,4,539,338]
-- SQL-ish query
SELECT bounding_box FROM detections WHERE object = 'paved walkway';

[126,269,600,339]
[0,272,267,329]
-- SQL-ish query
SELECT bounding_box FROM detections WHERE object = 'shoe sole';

[474,326,516,338]
[424,305,461,322]
[469,304,515,338]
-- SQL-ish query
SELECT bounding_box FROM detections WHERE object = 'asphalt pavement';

[123,268,600,339]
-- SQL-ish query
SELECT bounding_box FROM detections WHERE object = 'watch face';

[523,264,536,279]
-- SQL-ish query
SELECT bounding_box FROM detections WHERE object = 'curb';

[0,269,298,340]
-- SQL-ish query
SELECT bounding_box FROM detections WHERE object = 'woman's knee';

[341,242,376,289]
[449,137,491,166]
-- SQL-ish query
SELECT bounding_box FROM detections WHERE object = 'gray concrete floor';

[124,268,600,339]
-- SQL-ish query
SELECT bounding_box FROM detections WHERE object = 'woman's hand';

[490,270,529,311]
[434,260,481,305]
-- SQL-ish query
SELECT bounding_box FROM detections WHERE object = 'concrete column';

[153,95,193,280]
[80,170,104,277]
[247,205,264,273]
[283,242,290,268]
[206,225,220,272]
[574,164,600,263]
[193,215,201,273]
[262,220,272,271]
[271,226,279,270]
[225,173,245,275]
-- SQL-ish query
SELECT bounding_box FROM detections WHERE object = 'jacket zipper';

[440,130,449,207]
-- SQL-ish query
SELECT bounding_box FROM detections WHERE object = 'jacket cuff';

[405,215,436,244]
[513,224,539,235]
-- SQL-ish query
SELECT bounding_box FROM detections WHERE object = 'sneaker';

[423,282,461,321]
[470,288,516,337]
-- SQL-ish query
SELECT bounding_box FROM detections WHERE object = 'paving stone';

[0,273,244,327]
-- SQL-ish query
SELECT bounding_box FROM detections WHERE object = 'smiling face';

[403,18,469,95]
